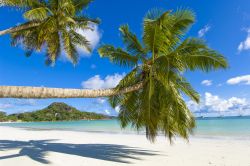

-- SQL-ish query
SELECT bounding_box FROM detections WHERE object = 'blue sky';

[1,0,250,117]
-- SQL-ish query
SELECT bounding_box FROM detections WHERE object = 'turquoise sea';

[1,117,250,139]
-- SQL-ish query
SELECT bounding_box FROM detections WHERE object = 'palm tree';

[98,9,228,141]
[0,83,143,98]
[0,9,228,141]
[0,0,99,64]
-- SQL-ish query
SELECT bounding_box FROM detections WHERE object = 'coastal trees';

[5,102,110,121]
[0,8,228,141]
[0,0,99,64]
[0,111,7,121]
[98,9,228,141]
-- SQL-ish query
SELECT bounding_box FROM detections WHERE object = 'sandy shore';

[0,126,249,166]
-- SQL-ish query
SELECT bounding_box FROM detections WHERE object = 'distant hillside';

[5,102,112,122]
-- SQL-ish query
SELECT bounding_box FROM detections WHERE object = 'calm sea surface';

[1,117,250,139]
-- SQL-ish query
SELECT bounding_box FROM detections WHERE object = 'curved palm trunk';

[0,83,143,99]
[0,23,40,36]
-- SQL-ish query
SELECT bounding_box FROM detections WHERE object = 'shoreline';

[0,126,250,166]
[2,125,249,141]
[0,118,115,123]
[1,123,250,141]
[1,126,250,166]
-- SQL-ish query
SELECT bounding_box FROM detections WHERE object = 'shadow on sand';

[0,139,159,164]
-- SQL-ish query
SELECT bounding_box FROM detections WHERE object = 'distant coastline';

[1,115,250,123]
[0,102,113,122]
[196,115,250,120]
[2,110,250,123]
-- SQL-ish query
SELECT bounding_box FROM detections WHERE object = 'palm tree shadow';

[0,140,159,164]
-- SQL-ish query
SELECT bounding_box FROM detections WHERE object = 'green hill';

[6,102,112,122]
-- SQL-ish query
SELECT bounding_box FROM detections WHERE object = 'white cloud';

[204,93,247,112]
[238,28,250,52]
[187,92,249,115]
[114,106,120,113]
[198,25,211,38]
[201,80,212,86]
[77,23,102,57]
[227,75,250,85]
[104,109,111,115]
[81,73,125,89]
[186,100,202,113]
[97,98,106,104]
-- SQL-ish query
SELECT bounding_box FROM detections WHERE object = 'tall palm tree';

[0,9,228,141]
[98,9,228,141]
[0,0,99,64]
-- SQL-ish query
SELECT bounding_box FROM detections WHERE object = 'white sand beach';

[0,126,250,166]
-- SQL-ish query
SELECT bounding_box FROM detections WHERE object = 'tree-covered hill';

[1,102,112,122]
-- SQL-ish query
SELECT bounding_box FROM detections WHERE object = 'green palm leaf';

[170,9,195,38]
[23,7,50,21]
[176,38,228,72]
[1,0,44,8]
[73,0,92,13]
[119,25,146,59]
[62,29,79,64]
[3,0,98,64]
[98,45,138,67]
[101,9,228,142]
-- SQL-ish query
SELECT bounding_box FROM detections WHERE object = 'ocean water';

[1,117,250,139]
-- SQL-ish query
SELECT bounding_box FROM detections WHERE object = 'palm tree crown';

[98,9,228,142]
[1,0,99,64]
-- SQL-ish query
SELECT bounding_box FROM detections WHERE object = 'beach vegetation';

[1,102,111,122]
[98,9,228,142]
[0,5,228,142]
[0,0,99,65]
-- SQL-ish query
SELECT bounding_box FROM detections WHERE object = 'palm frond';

[108,67,141,109]
[174,75,200,103]
[62,29,79,64]
[116,67,141,89]
[118,91,141,128]
[98,45,138,67]
[45,31,61,64]
[143,10,173,56]
[144,8,165,21]
[73,0,92,13]
[23,7,50,21]
[59,0,75,16]
[70,30,91,53]
[74,16,100,26]
[48,0,58,10]
[119,24,145,58]
[175,38,228,72]
[170,9,195,38]
[1,0,44,8]
[3,0,98,64]
[106,9,227,142]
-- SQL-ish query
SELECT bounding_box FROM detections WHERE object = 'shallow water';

[1,117,250,139]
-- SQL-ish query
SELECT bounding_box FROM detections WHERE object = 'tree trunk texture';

[0,22,40,36]
[0,83,143,99]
